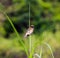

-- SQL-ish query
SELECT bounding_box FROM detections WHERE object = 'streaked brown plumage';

[24,25,34,38]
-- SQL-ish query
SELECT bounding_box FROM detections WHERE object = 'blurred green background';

[0,0,60,58]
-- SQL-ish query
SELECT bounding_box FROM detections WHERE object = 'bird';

[24,25,34,38]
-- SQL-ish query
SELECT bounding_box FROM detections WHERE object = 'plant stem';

[28,2,33,58]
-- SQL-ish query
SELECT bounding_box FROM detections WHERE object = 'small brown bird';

[24,25,34,38]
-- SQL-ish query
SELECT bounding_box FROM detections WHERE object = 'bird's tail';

[24,34,29,38]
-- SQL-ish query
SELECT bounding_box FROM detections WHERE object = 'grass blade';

[44,42,54,58]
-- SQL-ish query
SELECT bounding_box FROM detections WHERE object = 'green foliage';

[0,0,60,58]
[0,0,60,36]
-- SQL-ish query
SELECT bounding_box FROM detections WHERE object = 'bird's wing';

[24,28,30,37]
[24,27,34,38]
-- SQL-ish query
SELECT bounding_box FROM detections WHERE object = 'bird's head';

[30,25,34,28]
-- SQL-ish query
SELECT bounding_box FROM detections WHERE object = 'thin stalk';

[29,2,33,58]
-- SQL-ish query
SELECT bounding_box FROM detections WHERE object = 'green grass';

[0,9,58,58]
[0,30,60,58]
